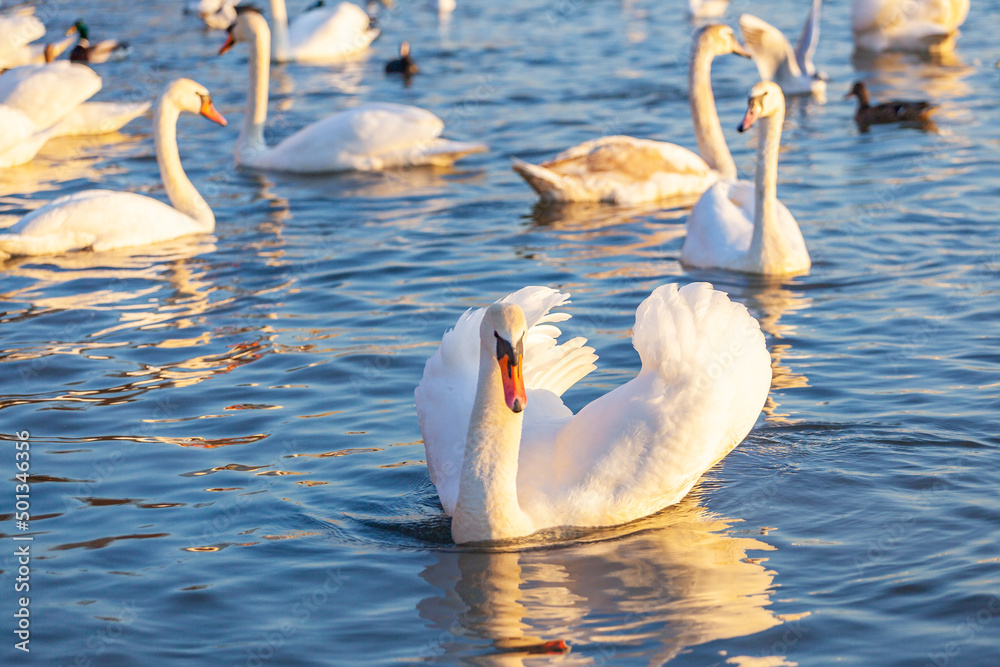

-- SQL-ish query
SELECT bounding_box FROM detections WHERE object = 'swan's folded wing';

[289,2,377,60]
[50,101,151,138]
[0,62,102,130]
[739,14,802,82]
[541,283,771,526]
[544,136,711,179]
[417,287,597,514]
[794,0,823,76]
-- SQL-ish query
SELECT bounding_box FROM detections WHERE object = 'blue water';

[2,0,999,664]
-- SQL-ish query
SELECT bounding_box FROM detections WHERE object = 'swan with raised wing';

[0,79,225,259]
[416,282,771,544]
[682,81,810,275]
[512,25,750,205]
[851,0,969,53]
[739,0,827,97]
[220,9,486,172]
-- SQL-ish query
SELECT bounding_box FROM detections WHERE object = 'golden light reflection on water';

[417,492,783,665]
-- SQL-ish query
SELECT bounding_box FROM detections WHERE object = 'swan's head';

[161,78,227,127]
[481,303,527,414]
[219,7,268,55]
[694,24,750,59]
[738,80,784,133]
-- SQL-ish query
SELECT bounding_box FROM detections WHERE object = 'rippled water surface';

[2,0,1000,664]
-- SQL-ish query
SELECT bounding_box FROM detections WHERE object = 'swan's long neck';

[748,111,786,267]
[690,45,736,180]
[452,350,531,544]
[154,99,213,228]
[268,0,292,63]
[237,16,271,167]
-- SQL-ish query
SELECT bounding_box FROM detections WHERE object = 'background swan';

[266,0,379,63]
[185,0,240,29]
[851,0,969,53]
[221,10,486,172]
[0,14,77,67]
[416,282,771,544]
[682,81,810,275]
[687,0,729,20]
[739,0,827,97]
[512,25,749,205]
[0,78,225,259]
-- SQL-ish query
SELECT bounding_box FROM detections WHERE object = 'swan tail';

[512,158,585,202]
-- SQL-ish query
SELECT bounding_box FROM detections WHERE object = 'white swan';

[0,78,225,259]
[0,62,150,166]
[688,0,729,20]
[416,282,771,544]
[512,25,749,205]
[266,0,378,63]
[739,0,827,97]
[221,10,486,172]
[0,13,77,68]
[682,81,810,275]
[186,0,240,30]
[851,0,969,53]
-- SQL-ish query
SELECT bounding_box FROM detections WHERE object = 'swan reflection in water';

[416,491,784,665]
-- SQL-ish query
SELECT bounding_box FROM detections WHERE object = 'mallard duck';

[68,21,131,64]
[846,81,935,130]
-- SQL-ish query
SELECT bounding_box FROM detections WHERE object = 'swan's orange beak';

[219,32,235,55]
[738,98,762,133]
[200,97,227,127]
[498,352,526,414]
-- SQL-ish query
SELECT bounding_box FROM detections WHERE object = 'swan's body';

[0,62,149,167]
[416,283,771,544]
[222,10,485,173]
[739,0,827,97]
[512,25,749,204]
[851,0,969,53]
[682,81,810,275]
[688,0,729,19]
[267,0,378,63]
[0,78,225,259]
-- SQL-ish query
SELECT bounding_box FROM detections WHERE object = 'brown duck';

[846,82,935,130]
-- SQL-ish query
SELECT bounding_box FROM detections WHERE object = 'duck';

[0,62,150,167]
[68,20,131,64]
[264,0,379,63]
[846,81,935,130]
[851,0,969,53]
[681,81,811,275]
[0,10,77,68]
[0,79,225,259]
[220,10,486,172]
[385,41,418,76]
[511,25,750,205]
[739,0,827,97]
[415,282,771,544]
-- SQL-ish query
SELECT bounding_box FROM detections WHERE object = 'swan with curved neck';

[417,283,771,544]
[511,25,750,205]
[681,80,810,275]
[0,79,225,259]
[266,0,379,63]
[220,10,486,173]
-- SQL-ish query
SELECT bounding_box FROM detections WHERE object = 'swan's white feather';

[250,102,486,172]
[851,0,969,52]
[739,12,826,96]
[287,2,378,61]
[50,101,152,137]
[417,283,771,534]
[0,62,102,130]
[0,14,45,66]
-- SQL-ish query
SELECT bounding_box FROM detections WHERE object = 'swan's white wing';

[416,287,597,514]
[288,2,377,60]
[0,190,204,258]
[261,102,482,172]
[0,62,101,130]
[794,0,823,76]
[739,14,802,82]
[49,101,151,138]
[681,179,754,270]
[535,283,770,527]
[0,104,37,156]
[0,14,44,63]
